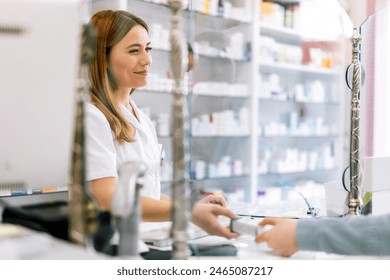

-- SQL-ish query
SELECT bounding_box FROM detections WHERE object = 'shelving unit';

[187,0,255,203]
[90,0,347,203]
[255,0,346,202]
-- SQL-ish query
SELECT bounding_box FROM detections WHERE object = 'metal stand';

[111,162,146,258]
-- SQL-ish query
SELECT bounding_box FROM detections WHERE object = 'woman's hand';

[191,202,239,239]
[198,195,227,207]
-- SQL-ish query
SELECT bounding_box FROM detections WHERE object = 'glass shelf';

[192,10,251,28]
[190,173,250,182]
[259,168,338,176]
[258,97,340,105]
[259,22,301,43]
[192,92,248,98]
[259,60,341,75]
[259,134,339,138]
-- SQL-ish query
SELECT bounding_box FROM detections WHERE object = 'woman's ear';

[187,42,196,72]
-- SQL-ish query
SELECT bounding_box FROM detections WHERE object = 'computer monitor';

[0,0,82,198]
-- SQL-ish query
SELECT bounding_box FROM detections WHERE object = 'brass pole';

[346,27,363,215]
[68,24,99,246]
[168,0,191,259]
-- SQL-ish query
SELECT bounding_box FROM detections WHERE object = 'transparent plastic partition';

[185,0,349,217]
[186,0,253,206]
[353,7,390,215]
[359,7,390,158]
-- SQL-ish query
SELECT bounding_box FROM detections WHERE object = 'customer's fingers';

[255,231,269,243]
[258,217,278,227]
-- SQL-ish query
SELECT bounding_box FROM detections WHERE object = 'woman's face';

[108,25,152,91]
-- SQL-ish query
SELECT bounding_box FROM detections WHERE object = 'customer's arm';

[296,214,390,256]
[256,214,390,257]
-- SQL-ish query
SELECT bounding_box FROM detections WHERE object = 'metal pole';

[346,27,363,215]
[168,0,191,259]
[68,24,99,246]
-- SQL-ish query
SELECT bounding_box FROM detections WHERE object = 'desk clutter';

[0,184,329,261]
[0,200,238,259]
[0,223,108,260]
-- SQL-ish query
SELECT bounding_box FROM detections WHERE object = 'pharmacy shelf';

[259,168,339,176]
[259,21,327,44]
[259,61,341,76]
[256,0,345,196]
[188,1,255,199]
[258,97,340,105]
[192,11,251,28]
[157,135,251,139]
[191,135,250,138]
[192,93,249,98]
[259,22,301,42]
[198,52,250,62]
[259,134,340,138]
[190,174,250,182]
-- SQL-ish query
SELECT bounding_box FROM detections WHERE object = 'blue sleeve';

[296,214,390,256]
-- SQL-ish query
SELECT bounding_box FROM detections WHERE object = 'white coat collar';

[119,97,142,128]
[119,97,150,143]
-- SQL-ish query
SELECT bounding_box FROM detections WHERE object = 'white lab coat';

[85,97,161,199]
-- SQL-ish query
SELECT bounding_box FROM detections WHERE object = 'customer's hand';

[255,217,299,257]
[191,202,239,239]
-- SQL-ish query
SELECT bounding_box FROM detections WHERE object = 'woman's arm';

[160,193,172,202]
[89,177,239,237]
[141,196,172,221]
[89,176,172,221]
[89,177,116,211]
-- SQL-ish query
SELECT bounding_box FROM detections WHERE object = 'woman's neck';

[117,88,132,110]
[117,88,138,120]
